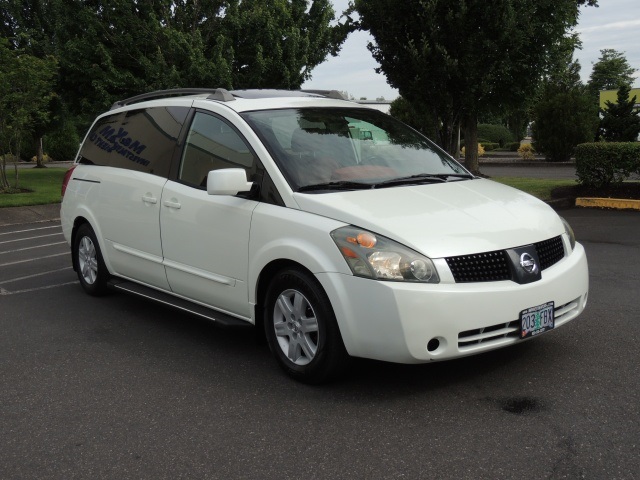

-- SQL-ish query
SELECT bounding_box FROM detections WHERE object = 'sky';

[302,0,640,100]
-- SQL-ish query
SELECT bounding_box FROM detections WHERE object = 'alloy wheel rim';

[78,236,98,285]
[273,289,319,366]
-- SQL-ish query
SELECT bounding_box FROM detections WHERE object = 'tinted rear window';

[78,106,189,178]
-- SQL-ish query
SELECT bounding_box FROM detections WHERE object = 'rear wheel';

[264,268,348,383]
[74,223,109,296]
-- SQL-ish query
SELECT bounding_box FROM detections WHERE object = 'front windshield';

[241,107,472,192]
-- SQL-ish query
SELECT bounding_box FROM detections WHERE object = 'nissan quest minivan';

[60,88,589,383]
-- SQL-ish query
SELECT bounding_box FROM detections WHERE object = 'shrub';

[507,142,521,152]
[461,144,486,157]
[575,142,640,187]
[518,143,535,160]
[477,124,515,147]
[481,142,499,151]
[30,153,53,163]
[44,123,81,161]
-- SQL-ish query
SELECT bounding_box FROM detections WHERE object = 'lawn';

[0,167,68,208]
[491,177,578,200]
[0,169,579,208]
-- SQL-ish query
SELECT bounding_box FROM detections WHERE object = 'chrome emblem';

[520,253,538,274]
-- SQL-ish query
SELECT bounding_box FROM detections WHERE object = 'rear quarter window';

[78,106,189,178]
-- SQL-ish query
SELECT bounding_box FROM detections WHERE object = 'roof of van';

[110,88,363,113]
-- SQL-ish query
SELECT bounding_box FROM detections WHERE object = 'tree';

[214,0,341,89]
[587,49,637,101]
[532,61,598,162]
[3,0,345,127]
[599,84,640,142]
[0,39,57,191]
[349,0,598,174]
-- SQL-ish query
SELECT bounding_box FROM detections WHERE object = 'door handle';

[163,199,182,209]
[142,194,157,204]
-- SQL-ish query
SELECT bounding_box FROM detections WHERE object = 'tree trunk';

[463,113,480,175]
[36,137,46,168]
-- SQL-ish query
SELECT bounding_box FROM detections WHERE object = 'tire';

[73,223,109,296]
[264,268,349,384]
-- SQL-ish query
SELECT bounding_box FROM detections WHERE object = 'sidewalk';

[0,203,61,227]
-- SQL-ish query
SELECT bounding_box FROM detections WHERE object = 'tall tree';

[532,60,598,162]
[587,49,637,101]
[207,0,341,89]
[0,39,57,190]
[349,0,597,174]
[599,84,640,142]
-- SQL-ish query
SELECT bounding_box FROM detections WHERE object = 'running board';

[107,279,251,328]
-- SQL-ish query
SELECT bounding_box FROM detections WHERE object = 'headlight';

[331,226,439,283]
[560,216,576,251]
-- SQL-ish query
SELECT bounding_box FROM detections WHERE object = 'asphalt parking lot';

[1,207,639,479]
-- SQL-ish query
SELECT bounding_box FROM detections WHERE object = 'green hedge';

[575,142,640,187]
[481,142,499,151]
[477,124,515,147]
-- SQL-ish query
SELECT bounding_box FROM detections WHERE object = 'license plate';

[520,301,555,339]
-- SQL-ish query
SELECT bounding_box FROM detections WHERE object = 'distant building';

[599,88,640,111]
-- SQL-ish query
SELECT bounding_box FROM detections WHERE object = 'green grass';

[0,170,577,208]
[0,167,68,208]
[491,177,577,200]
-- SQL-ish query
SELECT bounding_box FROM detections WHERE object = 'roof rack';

[299,89,348,100]
[111,88,235,110]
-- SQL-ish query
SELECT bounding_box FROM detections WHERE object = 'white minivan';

[61,88,589,383]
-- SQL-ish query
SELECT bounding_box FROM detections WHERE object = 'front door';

[160,111,260,318]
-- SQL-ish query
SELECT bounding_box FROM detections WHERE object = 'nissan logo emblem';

[520,253,538,274]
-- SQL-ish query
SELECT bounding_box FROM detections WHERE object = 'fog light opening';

[427,338,440,353]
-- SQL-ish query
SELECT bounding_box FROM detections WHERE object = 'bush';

[507,142,521,152]
[518,143,535,160]
[481,142,499,151]
[461,144,486,157]
[44,123,81,161]
[575,142,640,187]
[477,124,515,147]
[30,153,53,163]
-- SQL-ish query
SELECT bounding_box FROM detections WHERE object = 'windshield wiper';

[373,173,474,189]
[297,181,372,192]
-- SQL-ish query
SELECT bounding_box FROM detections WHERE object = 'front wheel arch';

[262,265,349,383]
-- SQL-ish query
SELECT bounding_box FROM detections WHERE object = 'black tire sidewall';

[264,268,346,383]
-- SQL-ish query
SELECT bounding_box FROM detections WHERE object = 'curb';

[576,197,640,211]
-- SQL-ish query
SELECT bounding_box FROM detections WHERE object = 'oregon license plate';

[520,301,555,339]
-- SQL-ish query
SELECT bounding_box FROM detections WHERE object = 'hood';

[292,179,564,258]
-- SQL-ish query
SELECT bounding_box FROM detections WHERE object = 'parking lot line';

[0,281,78,295]
[0,252,68,267]
[0,241,67,255]
[0,232,63,245]
[0,225,60,236]
[0,267,73,286]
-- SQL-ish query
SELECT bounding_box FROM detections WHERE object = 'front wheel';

[264,268,348,384]
[73,223,109,296]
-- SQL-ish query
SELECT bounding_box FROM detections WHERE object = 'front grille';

[446,250,511,283]
[534,236,564,270]
[446,236,565,283]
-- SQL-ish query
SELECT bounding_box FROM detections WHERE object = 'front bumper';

[317,242,588,364]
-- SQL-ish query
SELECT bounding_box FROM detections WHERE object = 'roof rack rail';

[111,88,235,110]
[299,89,348,100]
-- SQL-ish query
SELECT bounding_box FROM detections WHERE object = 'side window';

[179,112,257,187]
[78,106,189,178]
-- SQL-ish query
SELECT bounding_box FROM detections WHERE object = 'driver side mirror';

[206,168,253,196]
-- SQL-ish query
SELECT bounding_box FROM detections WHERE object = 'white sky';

[302,0,640,100]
